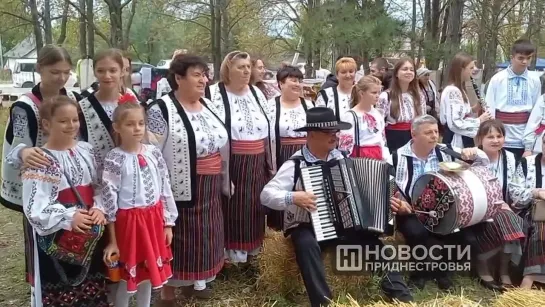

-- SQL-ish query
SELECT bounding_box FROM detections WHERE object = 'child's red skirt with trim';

[115,201,173,293]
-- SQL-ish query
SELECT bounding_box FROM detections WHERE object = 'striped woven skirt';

[524,218,545,275]
[474,209,525,262]
[267,137,306,231]
[224,139,269,251]
[23,216,35,285]
[171,153,225,281]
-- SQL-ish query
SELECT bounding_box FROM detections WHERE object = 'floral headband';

[118,93,138,105]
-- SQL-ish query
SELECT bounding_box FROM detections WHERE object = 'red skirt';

[115,201,173,293]
[351,145,383,160]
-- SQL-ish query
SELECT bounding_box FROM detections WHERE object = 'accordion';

[300,157,394,242]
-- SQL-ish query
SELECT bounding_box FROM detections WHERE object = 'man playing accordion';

[261,107,413,307]
[389,115,489,290]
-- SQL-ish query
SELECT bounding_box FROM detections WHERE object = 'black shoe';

[409,275,427,290]
[478,278,505,292]
[435,275,453,290]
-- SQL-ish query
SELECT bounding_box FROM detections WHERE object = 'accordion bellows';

[300,157,393,242]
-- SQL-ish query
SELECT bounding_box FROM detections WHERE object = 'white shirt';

[100,144,178,226]
[315,86,351,116]
[338,107,389,160]
[524,94,545,153]
[439,85,480,148]
[485,67,541,148]
[377,91,427,125]
[267,98,314,138]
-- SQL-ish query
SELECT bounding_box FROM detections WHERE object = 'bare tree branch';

[67,0,110,43]
[0,10,33,23]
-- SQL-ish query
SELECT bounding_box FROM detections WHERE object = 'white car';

[156,59,172,69]
[12,59,78,88]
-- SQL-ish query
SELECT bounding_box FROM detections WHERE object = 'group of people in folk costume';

[1,35,545,307]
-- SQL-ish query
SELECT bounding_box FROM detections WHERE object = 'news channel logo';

[334,244,471,273]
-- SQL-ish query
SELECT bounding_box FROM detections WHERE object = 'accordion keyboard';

[300,165,338,242]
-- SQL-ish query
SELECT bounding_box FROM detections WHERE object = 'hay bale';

[329,292,483,307]
[257,230,371,299]
[493,289,545,307]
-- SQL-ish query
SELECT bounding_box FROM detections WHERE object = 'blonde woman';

[315,57,357,120]
[207,51,275,266]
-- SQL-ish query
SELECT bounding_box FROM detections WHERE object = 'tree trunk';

[442,0,463,85]
[79,0,87,57]
[28,0,43,52]
[43,0,53,44]
[86,0,95,57]
[57,0,69,44]
[482,0,502,83]
[476,2,489,68]
[211,0,222,81]
[107,0,124,48]
[410,0,416,59]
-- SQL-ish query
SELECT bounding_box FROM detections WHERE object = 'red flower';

[137,154,147,167]
[118,93,137,105]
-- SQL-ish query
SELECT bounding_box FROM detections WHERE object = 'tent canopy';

[496,58,545,69]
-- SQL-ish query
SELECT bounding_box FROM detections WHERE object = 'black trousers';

[504,147,524,162]
[289,224,412,307]
[396,215,477,278]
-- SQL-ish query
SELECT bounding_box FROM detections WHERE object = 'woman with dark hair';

[376,58,426,152]
[266,65,313,231]
[250,57,280,99]
[146,54,230,303]
[439,52,491,148]
[207,51,274,266]
[472,119,527,290]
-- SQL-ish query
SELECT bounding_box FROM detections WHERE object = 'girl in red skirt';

[339,75,389,160]
[102,94,178,306]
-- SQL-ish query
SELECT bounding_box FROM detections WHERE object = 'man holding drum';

[389,115,489,290]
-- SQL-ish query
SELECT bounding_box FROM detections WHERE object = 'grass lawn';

[0,107,539,306]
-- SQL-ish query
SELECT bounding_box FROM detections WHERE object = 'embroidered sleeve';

[376,92,390,119]
[484,76,497,118]
[100,150,123,222]
[523,95,544,151]
[509,158,533,210]
[86,144,106,213]
[260,160,296,211]
[445,88,480,138]
[151,146,178,226]
[5,107,34,169]
[146,103,168,150]
[338,111,355,155]
[22,158,76,236]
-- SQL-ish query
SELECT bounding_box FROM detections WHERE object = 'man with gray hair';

[388,115,488,290]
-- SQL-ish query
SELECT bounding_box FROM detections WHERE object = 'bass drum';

[411,165,503,235]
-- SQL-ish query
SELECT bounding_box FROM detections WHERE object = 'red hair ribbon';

[118,93,138,105]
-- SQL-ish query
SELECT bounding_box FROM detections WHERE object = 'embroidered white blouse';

[20,142,103,236]
[486,150,530,206]
[377,90,427,125]
[439,85,480,148]
[338,108,390,160]
[523,94,545,153]
[100,144,178,225]
[315,86,351,116]
[147,102,228,158]
[485,67,541,149]
[207,84,271,141]
[267,98,314,138]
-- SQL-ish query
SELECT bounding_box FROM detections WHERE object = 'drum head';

[411,173,458,235]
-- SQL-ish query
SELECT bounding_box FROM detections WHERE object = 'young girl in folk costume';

[19,95,108,306]
[440,52,491,148]
[1,45,82,297]
[338,75,389,160]
[376,58,426,152]
[315,57,357,120]
[266,65,314,231]
[472,120,527,290]
[17,48,133,303]
[102,95,177,306]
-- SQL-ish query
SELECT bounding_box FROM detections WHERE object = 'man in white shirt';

[485,39,542,161]
[261,107,413,306]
